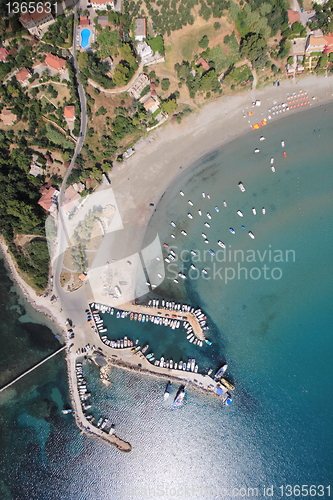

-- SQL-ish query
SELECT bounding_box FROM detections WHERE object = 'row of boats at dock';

[75,361,114,434]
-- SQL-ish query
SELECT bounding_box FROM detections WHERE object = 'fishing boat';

[204,222,210,227]
[281,140,285,147]
[215,206,219,212]
[204,239,209,244]
[198,210,202,216]
[223,200,227,207]
[209,249,215,256]
[207,368,213,376]
[181,230,187,235]
[237,210,243,217]
[205,339,212,345]
[188,200,193,206]
[61,409,72,414]
[179,360,183,370]
[254,148,260,153]
[138,314,142,322]
[191,358,196,372]
[159,356,164,367]
[207,212,212,219]
[171,221,176,227]
[173,279,179,283]
[171,234,175,239]
[252,207,256,215]
[179,190,184,196]
[260,136,265,141]
[188,213,193,219]
[262,207,266,214]
[202,269,208,275]
[178,273,186,279]
[283,151,287,157]
[214,364,228,380]
[217,240,225,248]
[248,231,255,239]
[130,313,133,320]
[190,264,196,270]
[229,228,235,234]
[163,243,169,248]
[224,394,233,406]
[238,182,245,192]
[270,157,274,164]
[221,378,235,391]
[202,192,206,198]
[164,381,172,400]
[202,233,207,239]
[190,250,197,256]
[271,165,275,172]
[173,386,185,408]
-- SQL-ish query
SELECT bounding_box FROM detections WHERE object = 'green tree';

[161,99,177,115]
[161,78,170,91]
[214,22,221,30]
[240,33,268,69]
[198,35,209,49]
[78,51,89,69]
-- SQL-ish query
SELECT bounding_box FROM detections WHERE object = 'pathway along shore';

[66,345,132,452]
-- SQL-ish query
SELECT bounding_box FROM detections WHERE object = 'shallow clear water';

[0,102,332,499]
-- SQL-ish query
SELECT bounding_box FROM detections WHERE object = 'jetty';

[0,345,66,393]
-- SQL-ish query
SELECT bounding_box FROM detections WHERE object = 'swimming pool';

[80,29,91,49]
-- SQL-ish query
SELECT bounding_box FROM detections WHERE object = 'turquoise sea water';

[0,102,332,499]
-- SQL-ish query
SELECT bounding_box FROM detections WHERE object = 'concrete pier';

[0,346,66,393]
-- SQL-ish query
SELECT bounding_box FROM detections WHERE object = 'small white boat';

[270,157,274,165]
[281,140,285,147]
[188,213,193,219]
[238,182,245,192]
[202,192,206,198]
[207,213,212,219]
[173,279,179,283]
[229,228,235,234]
[171,234,175,239]
[171,221,176,227]
[248,231,255,239]
[237,210,243,217]
[180,190,184,196]
[198,210,202,216]
[260,136,265,141]
[188,200,193,206]
[202,233,207,238]
[271,165,275,172]
[223,200,227,207]
[190,250,197,256]
[262,207,266,214]
[178,273,186,279]
[202,269,208,275]
[204,239,209,244]
[215,206,219,212]
[204,222,210,227]
[207,194,211,199]
[252,207,256,215]
[190,264,196,270]
[181,230,187,235]
[254,148,260,153]
[217,240,225,248]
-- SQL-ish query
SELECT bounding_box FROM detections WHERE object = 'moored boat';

[248,231,255,239]
[229,228,235,234]
[238,182,245,192]
[173,386,185,408]
[252,207,256,215]
[237,210,243,217]
[217,240,225,248]
[164,381,172,400]
[221,378,235,391]
[262,207,266,214]
[214,364,228,380]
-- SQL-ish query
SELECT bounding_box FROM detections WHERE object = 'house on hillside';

[136,41,153,62]
[63,185,80,214]
[38,185,59,216]
[45,53,67,73]
[29,155,45,177]
[305,33,328,54]
[0,109,17,125]
[134,19,146,41]
[323,34,333,54]
[97,16,110,27]
[79,15,90,26]
[287,9,301,26]
[64,105,76,123]
[15,68,31,86]
[128,73,150,99]
[19,8,54,37]
[0,48,9,63]
[91,0,114,11]
[196,57,210,71]
[143,96,159,113]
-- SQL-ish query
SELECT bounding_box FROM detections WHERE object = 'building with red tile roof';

[45,53,67,72]
[38,185,59,214]
[79,15,90,26]
[287,9,301,25]
[0,48,9,63]
[19,8,54,37]
[134,18,146,41]
[196,57,210,71]
[15,68,31,85]
[64,105,76,122]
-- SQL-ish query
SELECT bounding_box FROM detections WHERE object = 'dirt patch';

[14,234,46,251]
